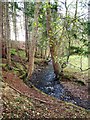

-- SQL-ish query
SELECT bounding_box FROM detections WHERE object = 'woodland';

[0,0,90,119]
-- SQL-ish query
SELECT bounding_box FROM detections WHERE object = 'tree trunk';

[12,2,17,45]
[24,2,29,59]
[2,3,7,59]
[27,2,40,79]
[5,2,11,66]
[46,1,61,78]
[41,48,45,59]
[0,2,3,59]
[45,44,50,60]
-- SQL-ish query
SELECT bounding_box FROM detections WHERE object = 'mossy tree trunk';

[46,1,61,78]
[27,2,40,79]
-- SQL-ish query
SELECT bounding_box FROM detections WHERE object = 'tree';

[1,3,7,59]
[24,2,29,59]
[12,2,18,43]
[5,2,11,66]
[27,2,40,79]
[0,2,3,59]
[46,1,61,78]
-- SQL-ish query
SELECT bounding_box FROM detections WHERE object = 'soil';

[61,81,88,101]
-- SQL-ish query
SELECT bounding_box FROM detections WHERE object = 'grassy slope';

[63,55,88,84]
[67,55,88,71]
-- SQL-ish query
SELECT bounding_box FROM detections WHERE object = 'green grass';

[66,55,88,71]
[63,55,88,82]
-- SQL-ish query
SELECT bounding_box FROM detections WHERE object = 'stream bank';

[30,62,90,110]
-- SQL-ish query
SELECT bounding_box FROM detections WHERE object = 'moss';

[18,50,26,59]
[10,49,17,56]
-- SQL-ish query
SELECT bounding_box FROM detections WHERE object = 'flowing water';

[30,62,90,110]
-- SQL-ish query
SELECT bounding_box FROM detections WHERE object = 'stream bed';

[30,63,90,110]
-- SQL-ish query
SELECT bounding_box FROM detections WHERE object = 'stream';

[30,62,90,110]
